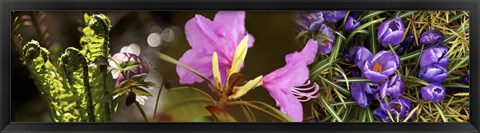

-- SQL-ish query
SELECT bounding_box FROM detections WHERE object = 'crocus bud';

[421,83,445,103]
[351,83,371,108]
[345,16,361,32]
[378,17,405,47]
[418,64,447,83]
[295,11,324,32]
[379,74,404,98]
[420,45,449,67]
[343,46,361,63]
[397,34,414,54]
[323,11,346,24]
[317,24,335,54]
[419,29,444,46]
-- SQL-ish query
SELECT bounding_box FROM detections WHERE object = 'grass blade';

[319,97,342,122]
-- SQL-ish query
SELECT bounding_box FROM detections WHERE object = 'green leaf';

[319,96,342,122]
[359,11,386,22]
[118,61,140,71]
[398,11,417,19]
[229,101,294,122]
[80,13,111,63]
[228,75,263,100]
[369,17,378,54]
[346,17,386,44]
[58,47,94,122]
[132,87,153,96]
[156,87,215,122]
[318,76,350,95]
[434,103,448,122]
[448,56,469,74]
[205,106,237,122]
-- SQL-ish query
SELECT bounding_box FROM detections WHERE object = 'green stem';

[135,101,149,122]
[153,78,165,118]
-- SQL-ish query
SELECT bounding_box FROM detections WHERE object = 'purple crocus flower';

[420,45,449,67]
[418,64,447,83]
[349,11,363,19]
[343,46,361,63]
[295,11,324,32]
[351,82,378,108]
[379,74,404,98]
[421,83,445,103]
[397,34,415,54]
[323,11,346,24]
[374,97,412,122]
[263,39,319,122]
[351,83,371,108]
[419,29,444,46]
[109,52,150,87]
[378,17,405,47]
[345,16,361,32]
[176,11,255,85]
[363,83,380,97]
[373,108,390,122]
[362,51,400,82]
[317,24,335,54]
[354,46,373,68]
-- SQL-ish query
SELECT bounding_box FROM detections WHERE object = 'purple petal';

[381,30,404,47]
[363,62,389,82]
[286,39,318,65]
[420,46,449,67]
[393,17,405,31]
[214,11,249,48]
[380,60,398,76]
[266,86,304,122]
[355,46,373,68]
[176,50,213,84]
[263,40,318,122]
[351,83,370,108]
[185,14,222,54]
[377,19,392,41]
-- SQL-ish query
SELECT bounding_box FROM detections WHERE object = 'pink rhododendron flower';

[262,39,319,122]
[176,11,255,85]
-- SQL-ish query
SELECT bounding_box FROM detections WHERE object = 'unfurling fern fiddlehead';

[21,13,113,122]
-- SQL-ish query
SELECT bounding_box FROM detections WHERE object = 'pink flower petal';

[176,49,213,84]
[262,39,318,122]
[185,14,222,54]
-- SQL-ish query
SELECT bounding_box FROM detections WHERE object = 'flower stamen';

[322,40,330,46]
[374,63,383,72]
[291,80,320,102]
